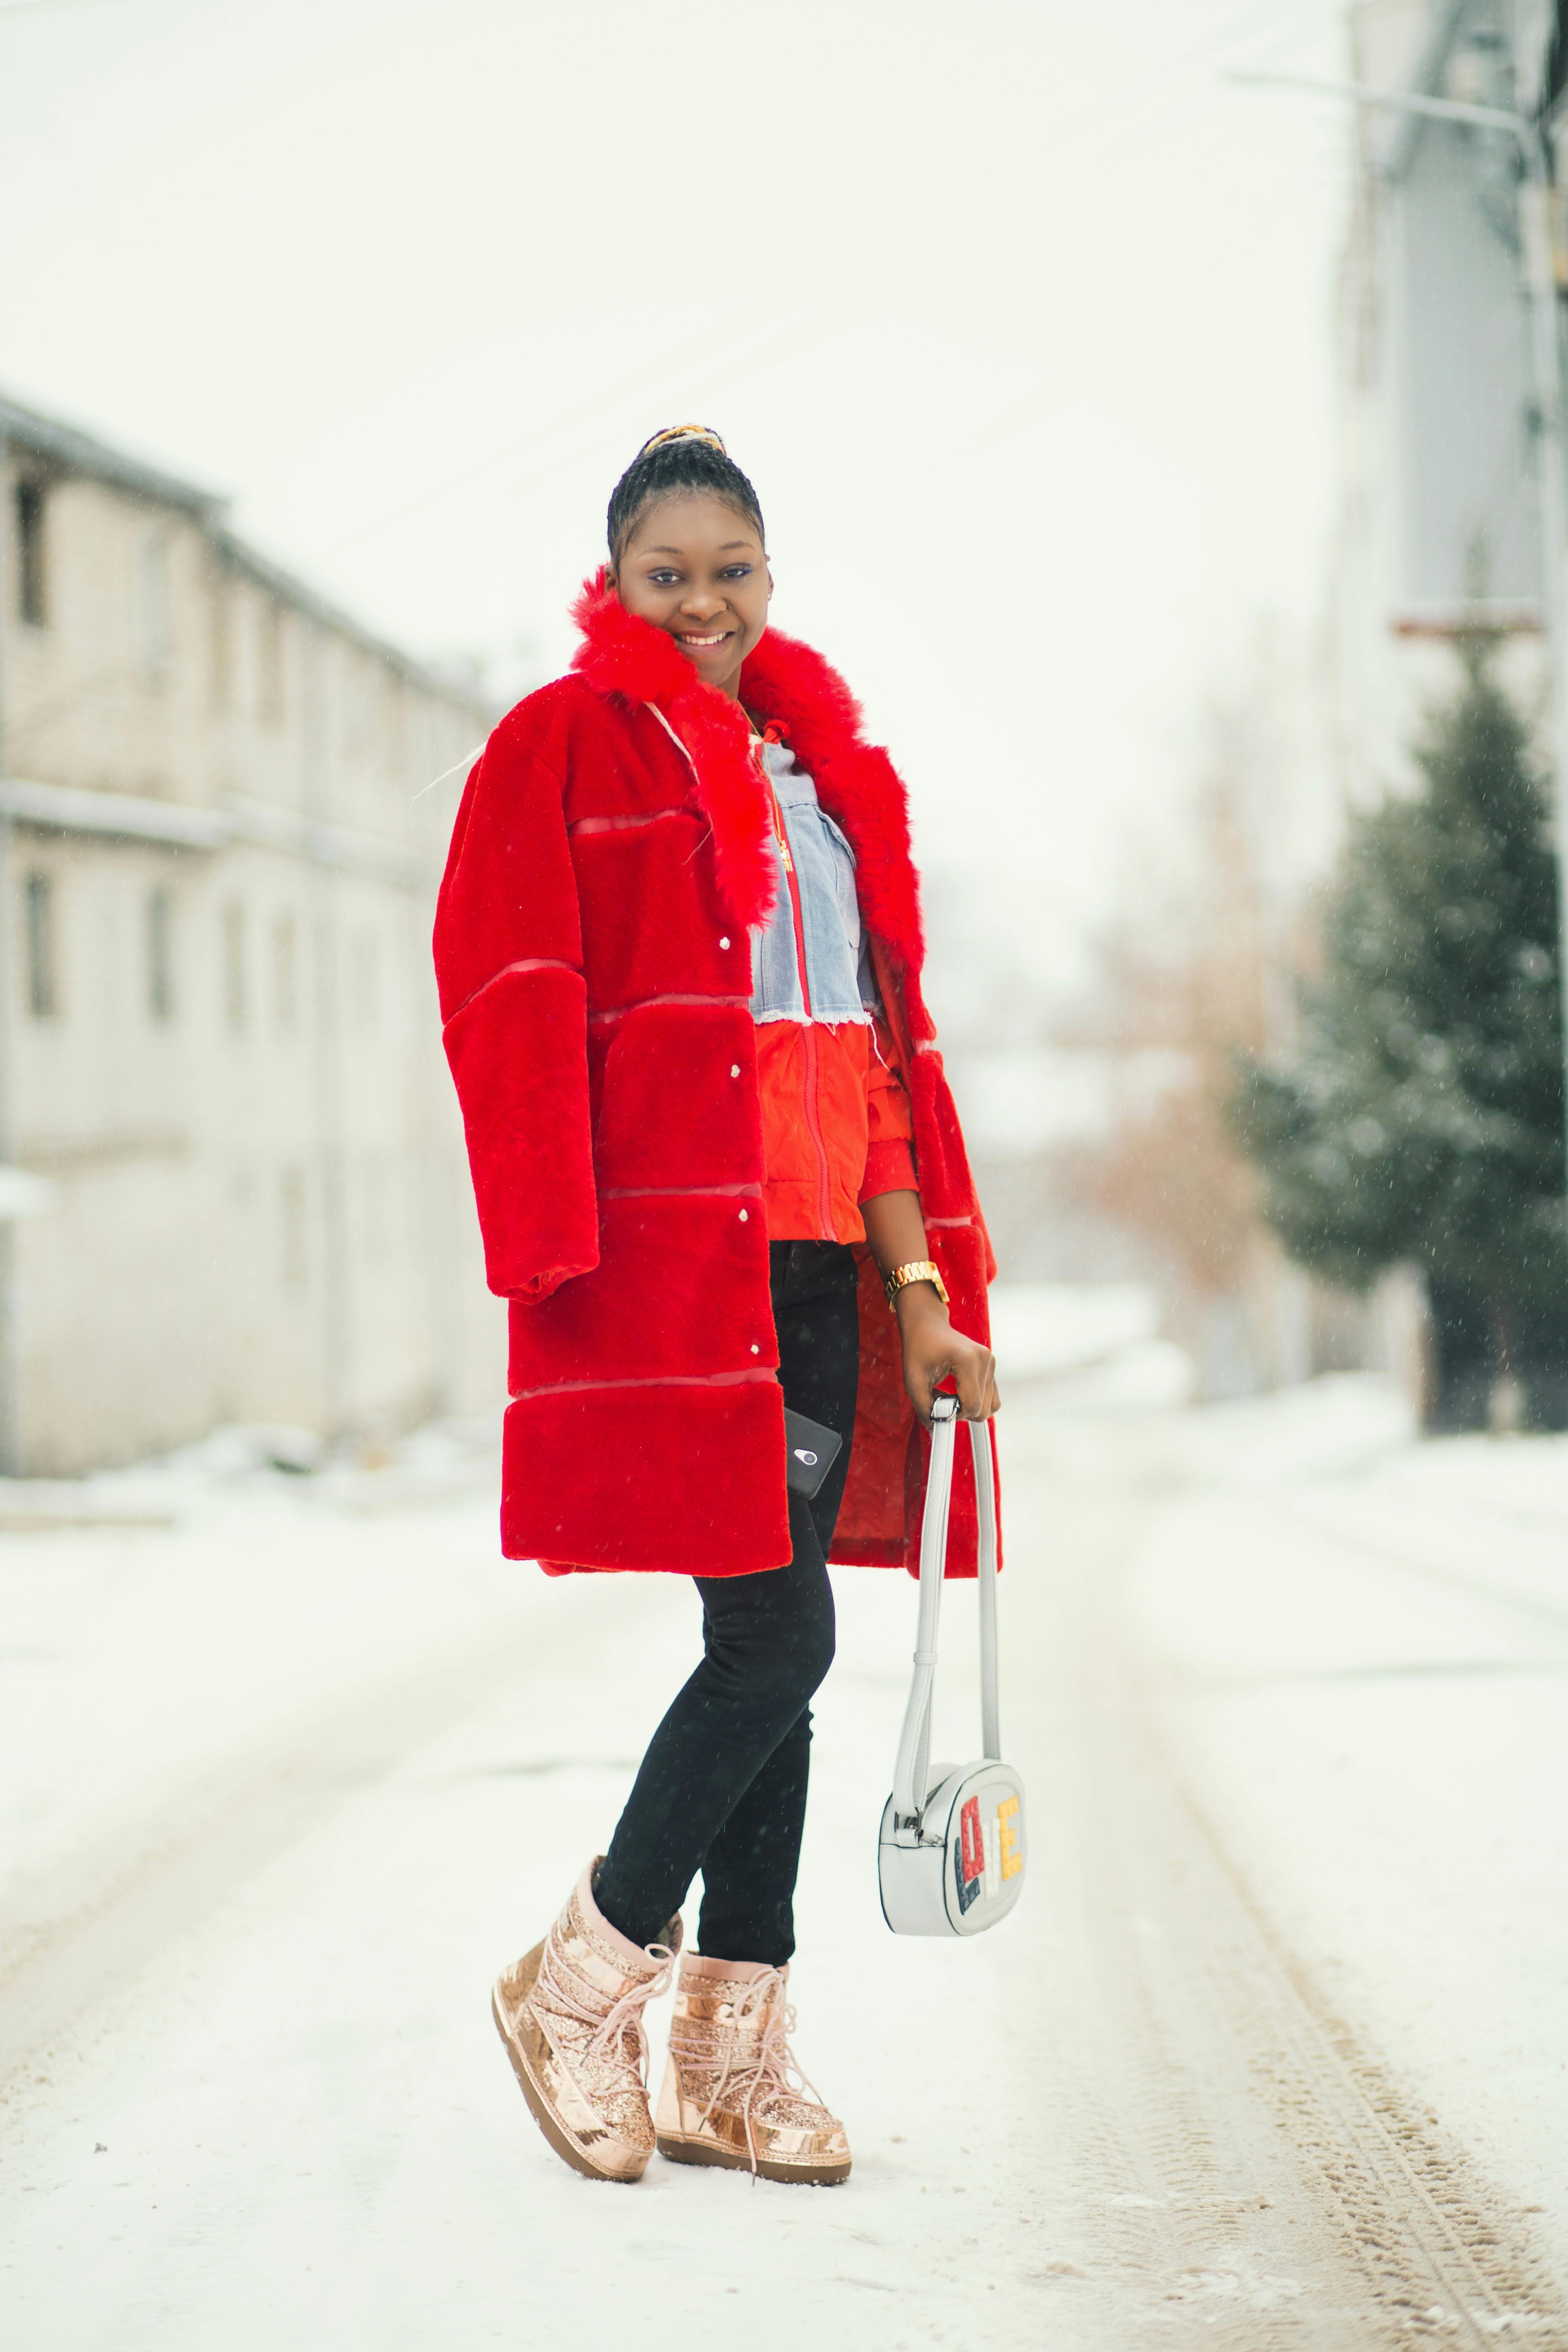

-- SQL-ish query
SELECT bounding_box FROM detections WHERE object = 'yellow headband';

[636,424,728,460]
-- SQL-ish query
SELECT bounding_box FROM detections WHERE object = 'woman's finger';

[913,1360,939,1426]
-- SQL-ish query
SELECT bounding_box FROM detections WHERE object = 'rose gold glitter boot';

[491,1859,680,2184]
[655,1954,851,2186]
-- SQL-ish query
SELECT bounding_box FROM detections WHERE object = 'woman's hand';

[894,1283,1000,1426]
[859,1190,998,1425]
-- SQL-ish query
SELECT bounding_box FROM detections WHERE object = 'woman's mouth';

[674,629,732,649]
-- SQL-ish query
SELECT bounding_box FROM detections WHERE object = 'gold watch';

[884,1259,948,1312]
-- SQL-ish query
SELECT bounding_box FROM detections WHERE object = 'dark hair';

[606,428,766,567]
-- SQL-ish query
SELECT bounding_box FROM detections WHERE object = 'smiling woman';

[434,421,999,2196]
[606,426,771,695]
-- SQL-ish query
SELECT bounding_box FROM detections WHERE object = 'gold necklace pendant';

[756,750,794,873]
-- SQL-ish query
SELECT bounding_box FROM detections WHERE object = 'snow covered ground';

[2,1341,1566,2349]
[1131,1375,1568,2288]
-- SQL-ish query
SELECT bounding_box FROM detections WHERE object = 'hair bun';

[607,425,763,561]
[636,423,728,460]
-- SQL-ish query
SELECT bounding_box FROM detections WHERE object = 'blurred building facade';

[1331,0,1562,801]
[0,394,502,1476]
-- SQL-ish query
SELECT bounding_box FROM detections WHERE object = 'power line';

[313,293,865,560]
[315,309,763,561]
[76,0,1339,572]
[317,8,1348,559]
[0,0,141,18]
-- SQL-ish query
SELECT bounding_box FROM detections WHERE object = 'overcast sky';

[0,0,1350,993]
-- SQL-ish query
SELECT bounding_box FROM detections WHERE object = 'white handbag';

[878,1394,1026,1937]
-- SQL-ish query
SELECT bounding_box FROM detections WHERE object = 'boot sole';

[656,2130,851,2187]
[492,1947,648,2185]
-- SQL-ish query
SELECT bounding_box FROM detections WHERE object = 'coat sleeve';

[859,1015,919,1203]
[432,714,598,1302]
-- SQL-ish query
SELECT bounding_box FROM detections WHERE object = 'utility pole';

[1235,69,1568,1204]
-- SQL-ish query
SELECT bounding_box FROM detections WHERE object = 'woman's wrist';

[893,1280,948,1331]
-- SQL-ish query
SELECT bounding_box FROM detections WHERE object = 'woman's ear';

[766,569,775,600]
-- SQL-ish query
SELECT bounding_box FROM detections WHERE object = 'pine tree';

[1232,634,1565,1371]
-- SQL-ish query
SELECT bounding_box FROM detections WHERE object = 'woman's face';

[611,491,770,699]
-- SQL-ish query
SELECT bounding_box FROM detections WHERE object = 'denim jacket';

[749,740,878,1023]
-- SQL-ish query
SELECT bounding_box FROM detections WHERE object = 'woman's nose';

[680,587,725,618]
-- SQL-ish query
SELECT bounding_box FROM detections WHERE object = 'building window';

[22,871,58,1018]
[15,480,47,628]
[353,930,380,1032]
[360,1153,390,1263]
[222,900,247,1029]
[273,912,297,1030]
[137,535,172,678]
[147,886,175,1022]
[258,599,285,726]
[343,650,369,758]
[382,671,406,780]
[280,1166,307,1288]
[210,570,232,710]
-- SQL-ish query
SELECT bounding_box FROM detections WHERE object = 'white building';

[0,392,502,1475]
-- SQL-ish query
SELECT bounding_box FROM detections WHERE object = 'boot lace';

[670,1967,827,2174]
[534,1931,676,2085]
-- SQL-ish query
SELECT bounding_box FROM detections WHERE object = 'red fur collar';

[570,572,924,968]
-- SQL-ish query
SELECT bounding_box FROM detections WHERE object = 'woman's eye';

[648,570,681,587]
[720,565,753,580]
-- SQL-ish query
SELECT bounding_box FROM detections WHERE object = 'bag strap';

[891,1395,1000,1830]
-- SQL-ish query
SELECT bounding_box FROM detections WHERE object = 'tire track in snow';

[1271,1494,1568,1638]
[1157,1741,1567,2345]
[1010,1423,1568,2346]
[0,1586,669,2108]
[993,1448,1377,2346]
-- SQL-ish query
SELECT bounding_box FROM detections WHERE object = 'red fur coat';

[434,576,998,1578]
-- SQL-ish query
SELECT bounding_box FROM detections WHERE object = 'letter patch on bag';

[998,1792,1022,1880]
[952,1787,1024,1919]
[954,1795,985,1914]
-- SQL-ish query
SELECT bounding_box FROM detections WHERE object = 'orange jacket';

[756,1014,918,1242]
[752,736,918,1240]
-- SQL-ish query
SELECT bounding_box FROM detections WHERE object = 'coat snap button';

[719,935,730,950]
[730,1064,740,1078]
[739,1209,748,1222]
[750,1343,759,1354]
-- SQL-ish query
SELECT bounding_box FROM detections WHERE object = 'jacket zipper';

[761,748,837,1240]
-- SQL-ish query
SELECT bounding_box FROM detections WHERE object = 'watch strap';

[884,1259,949,1311]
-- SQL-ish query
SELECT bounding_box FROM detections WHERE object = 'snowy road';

[2,1382,1566,2349]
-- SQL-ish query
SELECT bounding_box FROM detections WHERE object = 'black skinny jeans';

[594,1240,860,1968]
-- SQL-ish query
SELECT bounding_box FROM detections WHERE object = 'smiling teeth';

[680,633,729,646]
